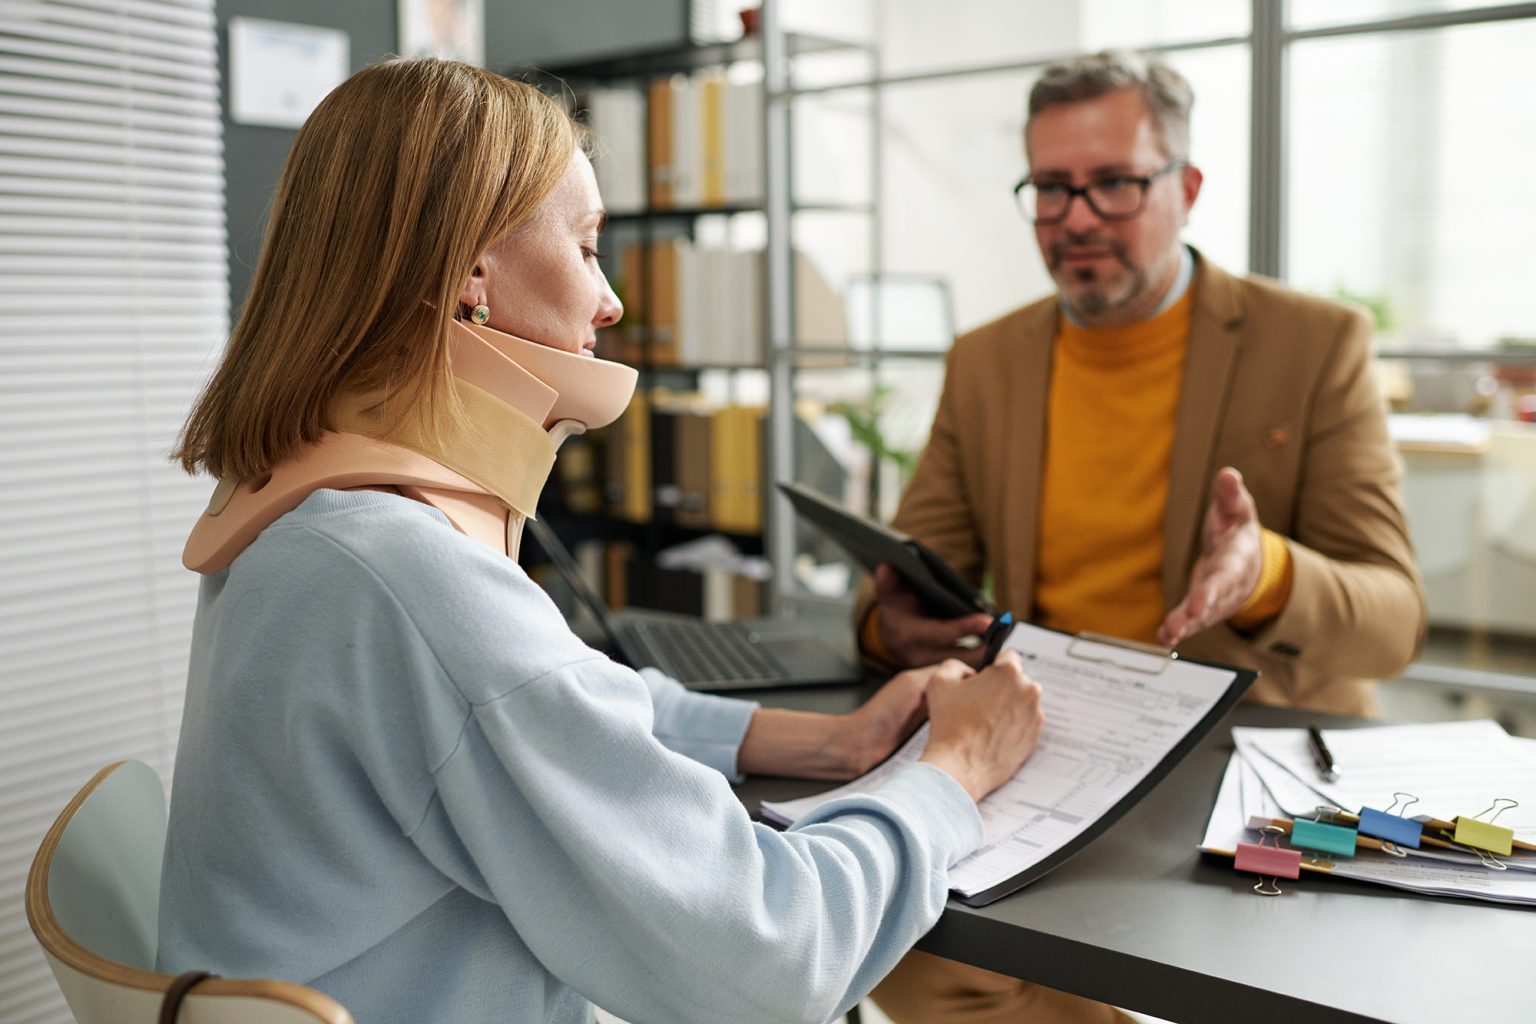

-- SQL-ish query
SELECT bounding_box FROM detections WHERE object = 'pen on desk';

[1306,726,1341,783]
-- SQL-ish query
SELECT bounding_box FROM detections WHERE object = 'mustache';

[1048,234,1132,268]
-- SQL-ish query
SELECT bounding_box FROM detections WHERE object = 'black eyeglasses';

[1012,161,1186,225]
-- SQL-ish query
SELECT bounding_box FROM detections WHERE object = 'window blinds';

[0,2,225,1020]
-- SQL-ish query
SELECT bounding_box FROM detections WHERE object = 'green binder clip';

[1290,806,1357,859]
[1454,798,1517,859]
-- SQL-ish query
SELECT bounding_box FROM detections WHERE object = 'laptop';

[525,518,863,691]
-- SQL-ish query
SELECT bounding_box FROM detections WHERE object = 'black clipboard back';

[955,626,1257,907]
[778,481,993,620]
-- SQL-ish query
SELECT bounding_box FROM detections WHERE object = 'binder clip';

[1234,824,1301,896]
[1290,806,1357,859]
[1357,792,1422,853]
[1454,798,1517,862]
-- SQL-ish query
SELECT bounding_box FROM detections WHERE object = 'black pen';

[1306,725,1340,783]
[981,612,1015,666]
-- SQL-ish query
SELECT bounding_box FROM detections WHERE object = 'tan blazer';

[859,255,1427,716]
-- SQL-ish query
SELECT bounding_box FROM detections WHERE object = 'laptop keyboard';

[624,620,789,685]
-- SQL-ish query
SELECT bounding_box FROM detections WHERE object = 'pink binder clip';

[1234,824,1302,896]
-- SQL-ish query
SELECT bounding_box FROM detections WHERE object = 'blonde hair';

[174,58,587,480]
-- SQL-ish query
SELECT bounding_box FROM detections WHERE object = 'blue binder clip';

[1357,792,1423,851]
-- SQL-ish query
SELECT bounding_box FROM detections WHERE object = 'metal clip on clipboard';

[1064,632,1179,675]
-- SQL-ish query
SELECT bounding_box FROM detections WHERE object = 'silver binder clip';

[1383,792,1420,817]
[1471,798,1518,825]
[1065,632,1177,676]
[1251,824,1288,896]
[1474,847,1508,871]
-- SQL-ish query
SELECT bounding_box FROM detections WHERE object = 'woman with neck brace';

[160,58,1043,1024]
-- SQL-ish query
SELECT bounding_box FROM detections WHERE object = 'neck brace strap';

[183,432,494,573]
[182,320,627,574]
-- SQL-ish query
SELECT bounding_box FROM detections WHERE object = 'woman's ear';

[456,260,487,314]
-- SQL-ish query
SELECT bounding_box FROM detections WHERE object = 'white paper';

[230,18,349,130]
[764,623,1243,897]
[1201,752,1536,905]
[1232,720,1536,841]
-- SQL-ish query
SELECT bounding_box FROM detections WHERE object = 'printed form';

[762,623,1244,899]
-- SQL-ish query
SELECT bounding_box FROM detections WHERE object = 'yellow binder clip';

[1453,798,1517,859]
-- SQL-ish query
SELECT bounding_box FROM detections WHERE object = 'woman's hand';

[735,661,963,781]
[919,651,1044,803]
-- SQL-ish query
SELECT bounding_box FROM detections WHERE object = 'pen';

[981,611,1015,666]
[1306,725,1340,783]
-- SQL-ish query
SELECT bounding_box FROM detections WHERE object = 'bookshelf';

[514,3,883,618]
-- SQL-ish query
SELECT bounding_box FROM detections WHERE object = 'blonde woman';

[159,58,1043,1024]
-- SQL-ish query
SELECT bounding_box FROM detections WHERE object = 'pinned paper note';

[1357,807,1423,849]
[1291,818,1357,858]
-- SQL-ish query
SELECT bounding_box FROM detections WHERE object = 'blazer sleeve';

[1242,309,1428,679]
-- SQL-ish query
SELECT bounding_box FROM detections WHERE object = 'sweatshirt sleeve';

[637,666,758,779]
[415,655,981,1024]
[281,498,981,1024]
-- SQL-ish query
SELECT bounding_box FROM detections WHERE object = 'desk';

[735,691,1534,1024]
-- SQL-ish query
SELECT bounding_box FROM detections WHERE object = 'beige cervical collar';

[183,320,637,574]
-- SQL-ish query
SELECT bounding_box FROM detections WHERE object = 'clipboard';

[761,621,1257,907]
[953,622,1256,905]
[777,481,994,619]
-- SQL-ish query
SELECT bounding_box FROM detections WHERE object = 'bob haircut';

[175,57,587,481]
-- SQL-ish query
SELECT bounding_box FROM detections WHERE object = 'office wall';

[488,0,687,69]
[216,0,397,310]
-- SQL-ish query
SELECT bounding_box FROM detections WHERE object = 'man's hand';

[919,651,1044,803]
[1157,466,1263,647]
[874,563,994,669]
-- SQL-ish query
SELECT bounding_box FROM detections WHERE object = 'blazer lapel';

[1162,255,1246,607]
[1000,298,1058,616]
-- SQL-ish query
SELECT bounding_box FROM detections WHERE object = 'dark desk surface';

[733,687,1535,1024]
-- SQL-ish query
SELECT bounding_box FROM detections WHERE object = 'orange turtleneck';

[1034,289,1291,643]
[859,286,1293,664]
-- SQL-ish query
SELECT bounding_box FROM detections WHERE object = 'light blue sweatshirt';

[157,489,982,1024]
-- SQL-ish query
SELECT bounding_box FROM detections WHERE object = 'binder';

[698,71,727,206]
[777,481,993,620]
[646,77,674,209]
[604,390,651,523]
[764,623,1257,906]
[648,240,682,367]
[674,409,713,529]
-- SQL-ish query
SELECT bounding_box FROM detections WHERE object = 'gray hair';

[1028,50,1194,161]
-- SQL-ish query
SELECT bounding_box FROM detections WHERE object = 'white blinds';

[0,2,225,1021]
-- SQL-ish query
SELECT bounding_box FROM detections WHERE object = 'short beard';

[1048,235,1155,319]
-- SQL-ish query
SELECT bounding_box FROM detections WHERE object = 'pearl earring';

[471,304,490,325]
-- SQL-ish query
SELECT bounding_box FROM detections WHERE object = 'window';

[0,3,226,1020]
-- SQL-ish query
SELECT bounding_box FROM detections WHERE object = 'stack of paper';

[1201,721,1536,905]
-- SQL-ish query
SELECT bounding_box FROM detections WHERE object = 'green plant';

[1329,284,1396,333]
[831,384,916,478]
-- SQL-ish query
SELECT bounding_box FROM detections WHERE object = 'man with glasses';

[858,50,1426,1024]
